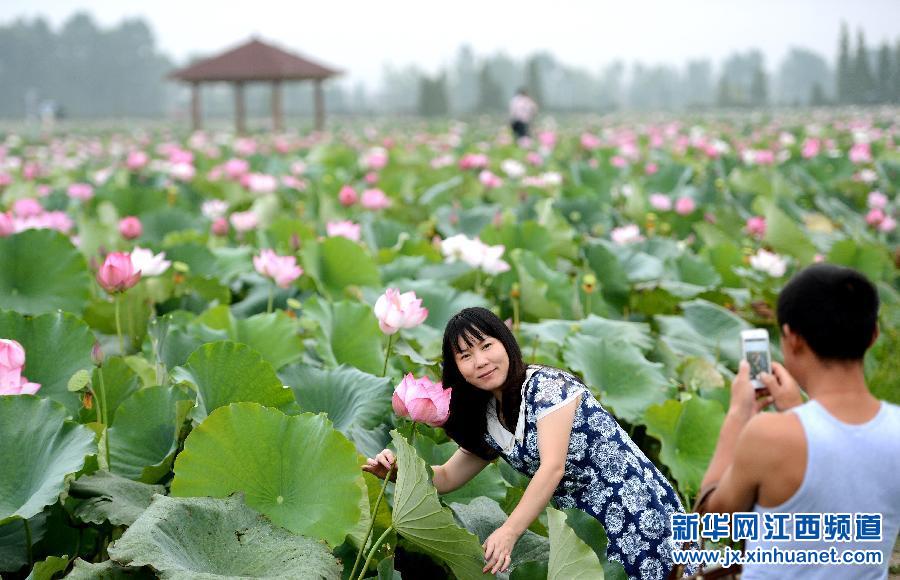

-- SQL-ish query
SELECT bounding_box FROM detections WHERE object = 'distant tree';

[876,42,892,103]
[417,73,449,117]
[716,76,734,108]
[750,65,768,106]
[894,40,900,102]
[524,56,544,107]
[684,59,714,107]
[776,47,831,106]
[449,44,478,114]
[809,82,827,106]
[719,50,763,106]
[836,22,852,104]
[476,64,505,113]
[854,29,875,103]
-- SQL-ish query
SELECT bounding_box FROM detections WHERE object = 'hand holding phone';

[740,329,772,389]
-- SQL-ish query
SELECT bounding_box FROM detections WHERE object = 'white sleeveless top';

[743,399,900,580]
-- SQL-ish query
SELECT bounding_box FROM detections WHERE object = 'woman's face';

[454,333,510,394]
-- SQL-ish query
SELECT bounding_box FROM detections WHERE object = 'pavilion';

[168,37,341,133]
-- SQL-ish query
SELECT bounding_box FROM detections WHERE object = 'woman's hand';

[361,448,396,481]
[482,524,520,574]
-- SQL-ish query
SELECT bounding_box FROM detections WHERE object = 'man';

[508,88,537,141]
[701,263,899,579]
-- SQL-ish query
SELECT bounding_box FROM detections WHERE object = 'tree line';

[0,12,898,119]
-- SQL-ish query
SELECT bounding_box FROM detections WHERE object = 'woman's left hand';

[482,524,520,574]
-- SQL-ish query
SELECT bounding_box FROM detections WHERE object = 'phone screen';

[744,337,771,384]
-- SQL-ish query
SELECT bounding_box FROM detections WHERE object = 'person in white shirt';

[508,88,538,140]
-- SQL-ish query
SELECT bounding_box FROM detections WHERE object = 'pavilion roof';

[169,37,341,83]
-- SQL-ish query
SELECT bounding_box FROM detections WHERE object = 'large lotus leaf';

[656,299,752,367]
[0,397,96,523]
[510,249,570,321]
[561,509,627,580]
[547,507,605,580]
[0,310,94,413]
[195,307,302,370]
[303,235,382,297]
[107,385,194,482]
[77,357,141,424]
[0,229,91,315]
[303,298,384,375]
[367,278,490,331]
[70,470,165,527]
[449,498,549,571]
[604,244,665,283]
[177,341,295,421]
[521,316,653,354]
[0,513,47,572]
[171,404,362,546]
[668,253,721,288]
[583,241,630,308]
[390,431,490,579]
[280,364,391,436]
[412,437,508,505]
[108,494,342,579]
[563,335,671,424]
[756,201,816,265]
[64,558,152,579]
[643,397,725,499]
[26,555,70,580]
[827,239,895,283]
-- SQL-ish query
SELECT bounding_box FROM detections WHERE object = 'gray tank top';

[742,399,900,580]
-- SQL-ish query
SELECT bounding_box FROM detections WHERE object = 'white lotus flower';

[611,224,644,245]
[500,159,525,179]
[749,249,788,278]
[440,234,510,274]
[130,247,171,277]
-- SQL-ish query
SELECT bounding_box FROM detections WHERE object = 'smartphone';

[740,329,772,389]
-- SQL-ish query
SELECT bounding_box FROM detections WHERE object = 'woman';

[364,307,690,580]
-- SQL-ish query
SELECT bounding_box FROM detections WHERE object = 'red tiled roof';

[169,38,341,82]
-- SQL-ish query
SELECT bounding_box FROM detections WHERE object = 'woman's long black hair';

[441,307,527,460]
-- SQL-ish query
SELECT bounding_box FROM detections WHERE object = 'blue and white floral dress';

[484,365,689,580]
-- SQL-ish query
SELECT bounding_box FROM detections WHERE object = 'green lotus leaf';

[547,507,605,580]
[303,298,384,375]
[583,241,630,308]
[64,558,152,579]
[511,249,574,321]
[280,364,391,441]
[643,397,726,499]
[171,403,362,546]
[760,201,817,264]
[107,385,194,482]
[70,470,165,526]
[195,306,302,370]
[108,494,341,579]
[827,239,895,283]
[0,397,95,523]
[77,357,141,424]
[0,513,47,572]
[303,235,381,297]
[0,229,91,315]
[0,310,94,413]
[521,316,653,354]
[390,431,490,579]
[563,335,671,423]
[26,555,69,580]
[449,497,549,571]
[177,341,295,421]
[412,437,508,505]
[561,509,627,580]
[656,299,752,368]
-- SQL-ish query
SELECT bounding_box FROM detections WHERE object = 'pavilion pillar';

[313,79,325,132]
[234,81,246,134]
[190,83,202,131]
[271,80,284,132]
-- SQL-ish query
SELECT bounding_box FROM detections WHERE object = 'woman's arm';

[432,448,491,494]
[481,395,579,574]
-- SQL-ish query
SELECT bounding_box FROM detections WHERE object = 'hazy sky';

[2,0,899,88]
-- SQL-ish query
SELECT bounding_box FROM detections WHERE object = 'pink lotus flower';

[118,216,142,240]
[170,162,196,181]
[459,153,489,170]
[364,171,379,185]
[126,151,149,170]
[801,138,820,159]
[0,339,41,395]
[253,249,303,288]
[849,143,872,164]
[675,197,696,215]
[526,152,543,166]
[754,150,776,165]
[0,339,26,371]
[97,252,141,294]
[878,215,896,233]
[645,163,659,175]
[362,147,389,170]
[373,288,428,335]
[339,185,358,206]
[67,183,94,201]
[361,188,391,210]
[866,208,885,226]
[326,220,361,242]
[211,217,230,236]
[580,133,601,150]
[538,131,557,148]
[868,191,888,209]
[745,216,767,238]
[392,373,451,427]
[229,210,259,232]
[12,198,43,218]
[0,212,14,237]
[610,155,627,168]
[244,173,278,194]
[479,170,503,189]
[223,158,250,179]
[0,172,11,187]
[649,193,672,211]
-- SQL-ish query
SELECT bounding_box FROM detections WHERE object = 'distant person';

[508,88,537,140]
[701,264,900,579]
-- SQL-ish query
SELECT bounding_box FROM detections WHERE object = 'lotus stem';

[23,518,33,567]
[350,465,395,580]
[114,294,124,354]
[381,333,394,378]
[474,269,483,294]
[356,525,394,580]
[267,283,275,314]
[95,367,111,467]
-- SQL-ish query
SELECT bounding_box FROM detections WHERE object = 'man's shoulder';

[741,411,805,461]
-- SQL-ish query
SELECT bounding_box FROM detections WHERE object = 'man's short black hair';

[776,264,879,361]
